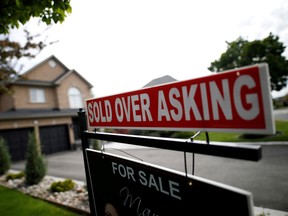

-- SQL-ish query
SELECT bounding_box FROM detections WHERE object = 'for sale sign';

[86,64,275,134]
[86,149,254,216]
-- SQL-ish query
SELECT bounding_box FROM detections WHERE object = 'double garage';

[0,109,80,162]
[0,125,71,161]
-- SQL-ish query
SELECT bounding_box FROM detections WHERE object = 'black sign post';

[78,108,96,216]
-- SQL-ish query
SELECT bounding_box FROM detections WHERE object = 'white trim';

[258,63,276,134]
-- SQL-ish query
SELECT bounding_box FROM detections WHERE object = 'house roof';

[12,79,56,87]
[54,69,93,88]
[143,75,177,88]
[0,109,79,120]
[12,55,93,88]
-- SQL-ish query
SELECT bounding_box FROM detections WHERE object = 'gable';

[22,56,69,82]
[54,70,93,109]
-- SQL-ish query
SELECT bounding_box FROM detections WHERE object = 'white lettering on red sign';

[86,64,275,134]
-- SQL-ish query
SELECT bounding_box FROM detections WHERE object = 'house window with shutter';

[68,87,83,108]
[29,88,46,103]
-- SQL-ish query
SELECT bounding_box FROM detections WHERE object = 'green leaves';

[0,137,11,175]
[0,30,49,94]
[0,0,71,93]
[15,0,22,8]
[0,0,72,34]
[209,33,288,91]
[25,130,47,185]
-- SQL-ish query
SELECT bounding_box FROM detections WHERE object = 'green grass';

[174,121,288,142]
[0,185,82,216]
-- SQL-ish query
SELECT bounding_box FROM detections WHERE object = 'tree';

[0,30,54,94]
[25,130,46,185]
[0,136,11,175]
[0,0,72,94]
[0,0,72,34]
[208,33,288,91]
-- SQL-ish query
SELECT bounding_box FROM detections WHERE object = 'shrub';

[0,136,11,175]
[6,172,25,181]
[25,130,47,185]
[50,179,75,192]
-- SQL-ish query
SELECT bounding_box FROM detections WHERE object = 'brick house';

[0,56,93,161]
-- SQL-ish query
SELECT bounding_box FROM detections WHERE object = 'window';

[68,87,82,108]
[48,60,56,68]
[30,88,46,103]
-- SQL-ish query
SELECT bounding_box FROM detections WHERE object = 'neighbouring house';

[128,75,178,136]
[143,75,177,88]
[0,56,93,161]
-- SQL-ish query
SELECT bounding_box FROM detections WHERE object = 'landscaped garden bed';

[0,171,90,215]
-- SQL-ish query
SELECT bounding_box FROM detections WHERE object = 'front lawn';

[0,185,82,216]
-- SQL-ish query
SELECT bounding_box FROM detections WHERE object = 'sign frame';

[77,109,262,216]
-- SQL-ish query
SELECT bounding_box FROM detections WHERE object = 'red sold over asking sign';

[86,64,275,134]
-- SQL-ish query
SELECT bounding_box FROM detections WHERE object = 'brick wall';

[25,60,65,81]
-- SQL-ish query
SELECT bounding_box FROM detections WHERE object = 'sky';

[9,0,288,98]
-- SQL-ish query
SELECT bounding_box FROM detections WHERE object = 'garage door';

[40,125,70,155]
[0,128,32,161]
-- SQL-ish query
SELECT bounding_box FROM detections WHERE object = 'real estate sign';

[86,63,275,134]
[86,149,254,216]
